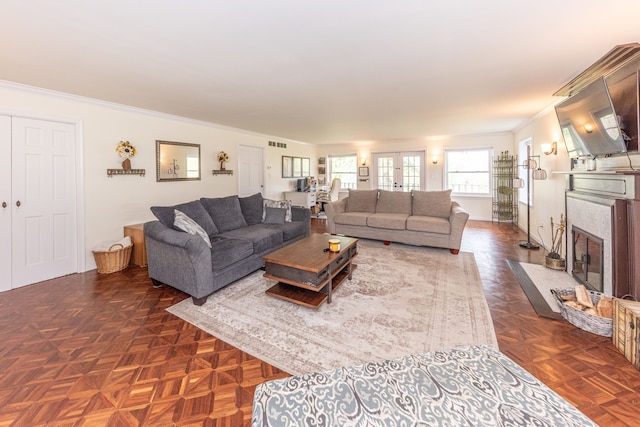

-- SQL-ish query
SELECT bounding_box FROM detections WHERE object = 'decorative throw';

[173,209,212,248]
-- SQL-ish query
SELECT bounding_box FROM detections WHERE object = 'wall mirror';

[156,140,201,182]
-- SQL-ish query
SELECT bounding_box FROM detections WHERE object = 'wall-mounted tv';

[555,76,627,158]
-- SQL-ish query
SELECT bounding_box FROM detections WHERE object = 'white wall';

[316,132,515,220]
[0,82,315,271]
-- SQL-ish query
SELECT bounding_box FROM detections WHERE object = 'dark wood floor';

[0,220,638,426]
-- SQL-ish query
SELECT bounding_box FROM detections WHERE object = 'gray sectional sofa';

[144,193,310,305]
[324,189,468,253]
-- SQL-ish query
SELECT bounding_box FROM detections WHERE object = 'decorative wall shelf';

[107,169,146,177]
[212,170,233,175]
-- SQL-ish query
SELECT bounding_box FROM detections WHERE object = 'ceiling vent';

[554,42,640,97]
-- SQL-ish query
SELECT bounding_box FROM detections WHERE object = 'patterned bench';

[252,345,596,426]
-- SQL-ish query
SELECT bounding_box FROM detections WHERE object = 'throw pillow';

[239,193,264,226]
[263,207,287,224]
[200,196,248,233]
[376,190,412,214]
[151,200,218,237]
[346,189,378,213]
[263,199,292,222]
[411,189,452,218]
[173,209,212,248]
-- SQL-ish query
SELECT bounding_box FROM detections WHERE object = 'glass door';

[372,151,424,191]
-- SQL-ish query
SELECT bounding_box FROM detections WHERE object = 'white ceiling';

[2,0,640,144]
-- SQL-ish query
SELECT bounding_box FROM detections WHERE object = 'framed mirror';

[156,140,201,182]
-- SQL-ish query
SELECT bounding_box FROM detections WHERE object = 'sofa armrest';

[324,198,347,234]
[143,220,214,298]
[449,202,470,250]
[291,206,311,236]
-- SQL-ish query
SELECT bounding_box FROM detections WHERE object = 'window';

[329,155,357,189]
[444,148,491,195]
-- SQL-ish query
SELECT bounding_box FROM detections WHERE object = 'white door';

[372,151,425,192]
[0,116,11,292]
[238,145,264,197]
[11,117,77,287]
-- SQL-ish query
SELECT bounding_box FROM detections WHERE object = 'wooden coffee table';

[263,234,358,308]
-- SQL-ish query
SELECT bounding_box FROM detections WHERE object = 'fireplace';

[571,226,604,292]
[565,171,640,300]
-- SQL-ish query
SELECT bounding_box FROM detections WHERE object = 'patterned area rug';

[168,238,497,375]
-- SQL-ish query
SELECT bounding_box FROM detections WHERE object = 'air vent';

[554,43,640,97]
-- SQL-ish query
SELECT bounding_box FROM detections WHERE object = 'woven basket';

[551,287,613,337]
[93,243,132,274]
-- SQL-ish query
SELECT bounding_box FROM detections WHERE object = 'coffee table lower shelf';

[265,264,357,308]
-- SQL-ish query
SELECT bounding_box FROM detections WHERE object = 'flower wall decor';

[116,140,137,170]
[217,151,229,170]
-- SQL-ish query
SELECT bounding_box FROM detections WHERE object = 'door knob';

[16,200,21,207]
[1,201,6,208]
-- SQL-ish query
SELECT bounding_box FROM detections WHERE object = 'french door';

[372,151,425,192]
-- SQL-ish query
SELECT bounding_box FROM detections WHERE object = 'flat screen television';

[555,76,627,158]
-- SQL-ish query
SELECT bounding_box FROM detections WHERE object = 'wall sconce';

[432,156,438,164]
[361,157,367,166]
[542,141,557,155]
[584,123,593,133]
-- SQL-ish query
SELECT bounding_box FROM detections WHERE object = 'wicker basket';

[93,243,133,274]
[551,287,613,337]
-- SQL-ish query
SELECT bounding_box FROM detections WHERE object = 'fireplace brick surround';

[565,171,640,300]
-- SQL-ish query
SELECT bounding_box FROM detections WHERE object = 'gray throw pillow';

[239,193,264,226]
[263,207,286,224]
[150,200,218,237]
[411,189,452,218]
[173,209,212,248]
[376,190,412,214]
[200,196,248,233]
[346,190,378,213]
[263,199,292,222]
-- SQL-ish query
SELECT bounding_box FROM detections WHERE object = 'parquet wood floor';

[0,220,638,426]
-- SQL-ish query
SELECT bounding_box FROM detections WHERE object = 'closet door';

[11,117,77,287]
[0,116,11,292]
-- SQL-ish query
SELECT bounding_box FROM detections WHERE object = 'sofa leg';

[192,296,208,306]
[151,278,164,288]
[383,240,390,246]
[450,249,460,255]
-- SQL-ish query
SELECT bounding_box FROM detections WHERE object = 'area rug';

[167,239,497,375]
[508,260,578,320]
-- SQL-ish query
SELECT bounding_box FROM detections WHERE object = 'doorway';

[1,115,80,291]
[371,151,425,191]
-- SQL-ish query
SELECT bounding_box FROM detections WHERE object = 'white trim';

[0,79,312,146]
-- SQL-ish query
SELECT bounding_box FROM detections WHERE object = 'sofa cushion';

[221,225,284,253]
[334,212,370,227]
[263,199,292,222]
[151,200,218,237]
[264,207,286,224]
[173,209,212,248]
[411,189,452,218]
[376,190,412,214]
[239,193,264,226]
[209,236,254,270]
[346,190,378,213]
[367,213,408,230]
[263,221,306,241]
[406,216,451,234]
[201,196,248,232]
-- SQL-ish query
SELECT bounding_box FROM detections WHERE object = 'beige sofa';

[324,189,469,254]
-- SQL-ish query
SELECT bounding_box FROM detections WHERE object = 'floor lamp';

[519,146,547,249]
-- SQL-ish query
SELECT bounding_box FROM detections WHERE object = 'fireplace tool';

[545,214,566,270]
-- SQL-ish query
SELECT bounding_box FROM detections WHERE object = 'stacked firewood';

[560,285,613,318]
